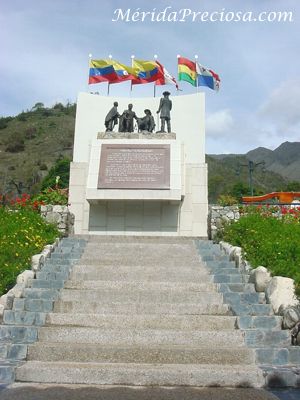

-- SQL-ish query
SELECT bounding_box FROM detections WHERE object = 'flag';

[88,59,135,84]
[132,59,163,84]
[155,61,179,89]
[110,60,136,83]
[177,57,197,86]
[89,60,118,84]
[196,63,221,91]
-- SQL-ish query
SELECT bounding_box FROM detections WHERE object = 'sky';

[1,0,300,154]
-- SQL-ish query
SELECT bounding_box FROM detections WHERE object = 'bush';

[217,194,239,206]
[41,158,70,190]
[221,207,300,293]
[0,207,59,295]
[5,139,25,153]
[33,188,68,206]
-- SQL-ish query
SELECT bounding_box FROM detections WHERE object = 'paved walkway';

[0,383,283,400]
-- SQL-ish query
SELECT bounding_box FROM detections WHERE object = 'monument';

[69,92,207,237]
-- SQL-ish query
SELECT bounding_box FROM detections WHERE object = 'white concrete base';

[69,161,207,237]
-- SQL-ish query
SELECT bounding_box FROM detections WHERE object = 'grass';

[0,206,59,295]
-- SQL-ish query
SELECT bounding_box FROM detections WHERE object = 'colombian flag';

[132,60,163,84]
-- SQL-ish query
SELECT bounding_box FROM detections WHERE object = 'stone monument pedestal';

[69,93,208,237]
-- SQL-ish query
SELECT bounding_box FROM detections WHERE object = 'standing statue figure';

[104,101,120,132]
[156,91,172,133]
[137,109,156,133]
[119,104,137,132]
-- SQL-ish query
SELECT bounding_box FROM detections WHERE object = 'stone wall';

[40,205,74,236]
[208,205,240,240]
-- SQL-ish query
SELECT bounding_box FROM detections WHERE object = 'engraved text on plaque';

[98,144,170,189]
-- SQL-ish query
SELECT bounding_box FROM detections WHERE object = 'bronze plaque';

[98,144,170,189]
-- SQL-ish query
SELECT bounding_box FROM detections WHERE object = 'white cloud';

[259,80,300,134]
[206,109,234,137]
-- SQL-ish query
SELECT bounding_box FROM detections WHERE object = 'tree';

[31,102,44,111]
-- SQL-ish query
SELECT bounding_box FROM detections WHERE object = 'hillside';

[0,103,76,194]
[0,105,298,203]
[208,142,300,202]
[247,142,300,181]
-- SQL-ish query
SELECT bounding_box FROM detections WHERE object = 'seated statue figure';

[119,104,137,132]
[137,109,156,133]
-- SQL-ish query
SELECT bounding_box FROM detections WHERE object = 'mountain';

[247,142,300,181]
[207,141,300,202]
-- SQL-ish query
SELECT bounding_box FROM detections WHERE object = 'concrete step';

[63,280,219,292]
[255,347,300,365]
[84,241,195,249]
[0,363,16,383]
[36,327,245,347]
[245,330,290,347]
[77,258,202,267]
[53,300,229,315]
[0,343,27,360]
[27,343,255,365]
[86,236,196,244]
[213,274,244,284]
[3,310,46,326]
[70,266,212,282]
[81,249,198,258]
[58,289,223,304]
[237,316,283,331]
[15,361,265,387]
[45,313,237,330]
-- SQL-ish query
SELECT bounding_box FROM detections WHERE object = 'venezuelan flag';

[89,59,135,84]
[178,57,197,86]
[89,60,118,84]
[132,60,163,84]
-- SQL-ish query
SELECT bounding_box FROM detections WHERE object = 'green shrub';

[33,188,68,205]
[217,194,239,206]
[221,208,300,293]
[41,157,70,190]
[0,207,59,295]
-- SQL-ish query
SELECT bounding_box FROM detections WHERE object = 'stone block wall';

[208,205,240,240]
[40,205,75,236]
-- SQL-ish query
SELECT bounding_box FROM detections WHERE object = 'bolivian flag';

[178,57,197,86]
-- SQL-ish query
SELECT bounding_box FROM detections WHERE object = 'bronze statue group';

[104,91,172,134]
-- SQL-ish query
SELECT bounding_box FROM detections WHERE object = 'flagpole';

[108,54,112,97]
[177,55,181,95]
[130,55,135,96]
[87,53,92,93]
[195,54,199,93]
[154,54,158,98]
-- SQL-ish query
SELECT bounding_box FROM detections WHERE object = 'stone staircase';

[14,237,265,387]
[0,237,86,383]
[195,240,300,388]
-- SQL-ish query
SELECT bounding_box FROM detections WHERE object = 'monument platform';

[69,92,207,237]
